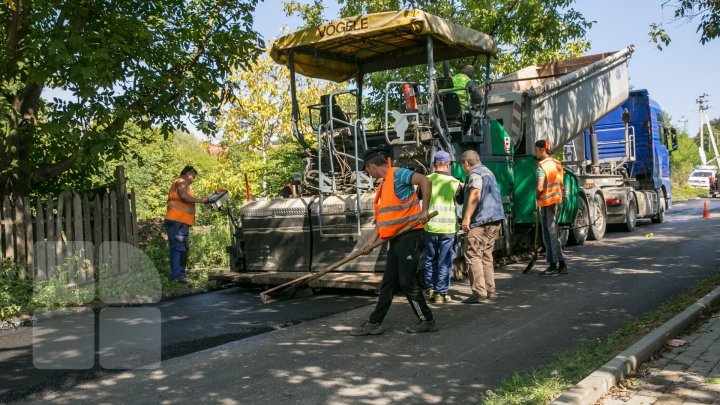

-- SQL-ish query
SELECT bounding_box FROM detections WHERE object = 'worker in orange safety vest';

[350,148,436,336]
[164,166,209,283]
[534,140,567,277]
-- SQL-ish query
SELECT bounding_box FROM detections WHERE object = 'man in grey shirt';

[459,150,506,303]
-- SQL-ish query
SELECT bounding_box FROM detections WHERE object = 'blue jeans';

[423,232,456,295]
[541,204,564,264]
[165,220,189,280]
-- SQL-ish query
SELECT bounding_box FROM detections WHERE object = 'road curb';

[551,284,720,405]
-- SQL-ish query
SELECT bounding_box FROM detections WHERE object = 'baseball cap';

[433,151,451,163]
[534,140,551,151]
[361,148,385,170]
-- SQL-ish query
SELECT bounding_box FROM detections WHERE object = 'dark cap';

[180,165,198,176]
[361,148,386,170]
[534,140,551,151]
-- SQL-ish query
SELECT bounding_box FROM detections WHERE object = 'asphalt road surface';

[2,199,719,403]
[0,286,376,401]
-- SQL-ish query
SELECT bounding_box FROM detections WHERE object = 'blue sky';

[255,0,719,137]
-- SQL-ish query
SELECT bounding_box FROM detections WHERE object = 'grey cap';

[461,65,475,77]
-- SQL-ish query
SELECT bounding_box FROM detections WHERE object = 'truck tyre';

[569,195,589,246]
[651,190,665,224]
[588,193,606,241]
[622,196,638,232]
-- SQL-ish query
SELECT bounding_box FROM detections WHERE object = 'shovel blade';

[523,257,537,274]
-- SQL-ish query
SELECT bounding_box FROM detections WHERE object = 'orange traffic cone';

[703,201,711,219]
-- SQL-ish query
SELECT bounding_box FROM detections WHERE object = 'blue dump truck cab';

[567,89,677,236]
[587,89,677,209]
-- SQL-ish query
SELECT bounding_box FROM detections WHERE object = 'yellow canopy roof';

[270,9,498,82]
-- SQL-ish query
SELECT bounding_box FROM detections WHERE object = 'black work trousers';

[369,230,434,324]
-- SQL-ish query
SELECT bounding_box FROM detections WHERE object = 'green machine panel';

[558,168,579,226]
[484,161,513,213]
[513,155,538,224]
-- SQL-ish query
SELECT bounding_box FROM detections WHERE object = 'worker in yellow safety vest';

[423,151,463,304]
[534,140,567,276]
[164,166,209,283]
[452,65,484,109]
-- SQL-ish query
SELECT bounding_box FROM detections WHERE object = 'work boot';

[350,320,384,336]
[539,263,560,277]
[558,260,568,274]
[462,294,485,304]
[406,319,438,334]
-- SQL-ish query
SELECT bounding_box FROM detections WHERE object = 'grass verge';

[481,270,720,404]
[672,183,708,201]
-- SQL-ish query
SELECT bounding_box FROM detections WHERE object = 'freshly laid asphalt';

[6,199,717,403]
[0,287,375,402]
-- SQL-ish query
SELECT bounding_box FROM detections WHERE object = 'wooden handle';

[259,211,438,301]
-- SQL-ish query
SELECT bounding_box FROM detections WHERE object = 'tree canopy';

[202,48,343,198]
[0,0,263,196]
[650,0,720,49]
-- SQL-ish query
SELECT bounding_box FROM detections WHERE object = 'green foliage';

[1,0,263,195]
[32,270,95,309]
[672,183,708,201]
[100,127,219,220]
[97,254,162,304]
[283,0,326,27]
[0,259,32,319]
[670,130,701,183]
[651,1,720,48]
[139,222,229,291]
[186,224,231,270]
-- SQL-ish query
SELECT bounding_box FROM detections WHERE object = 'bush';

[0,259,33,319]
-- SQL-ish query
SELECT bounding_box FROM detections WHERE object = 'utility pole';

[679,116,688,133]
[697,94,720,168]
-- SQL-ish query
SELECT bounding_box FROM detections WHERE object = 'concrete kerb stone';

[551,285,720,405]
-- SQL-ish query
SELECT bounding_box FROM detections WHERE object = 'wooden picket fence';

[0,166,138,283]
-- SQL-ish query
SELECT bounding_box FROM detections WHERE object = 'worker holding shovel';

[350,148,437,336]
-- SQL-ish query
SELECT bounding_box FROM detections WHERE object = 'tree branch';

[32,155,77,183]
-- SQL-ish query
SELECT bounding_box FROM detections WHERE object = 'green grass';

[481,271,720,404]
[672,183,709,201]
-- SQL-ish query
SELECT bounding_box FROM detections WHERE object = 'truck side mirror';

[670,128,679,151]
[622,108,631,124]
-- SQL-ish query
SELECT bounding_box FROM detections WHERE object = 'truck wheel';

[588,193,606,241]
[623,197,638,232]
[651,191,665,224]
[569,195,589,246]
